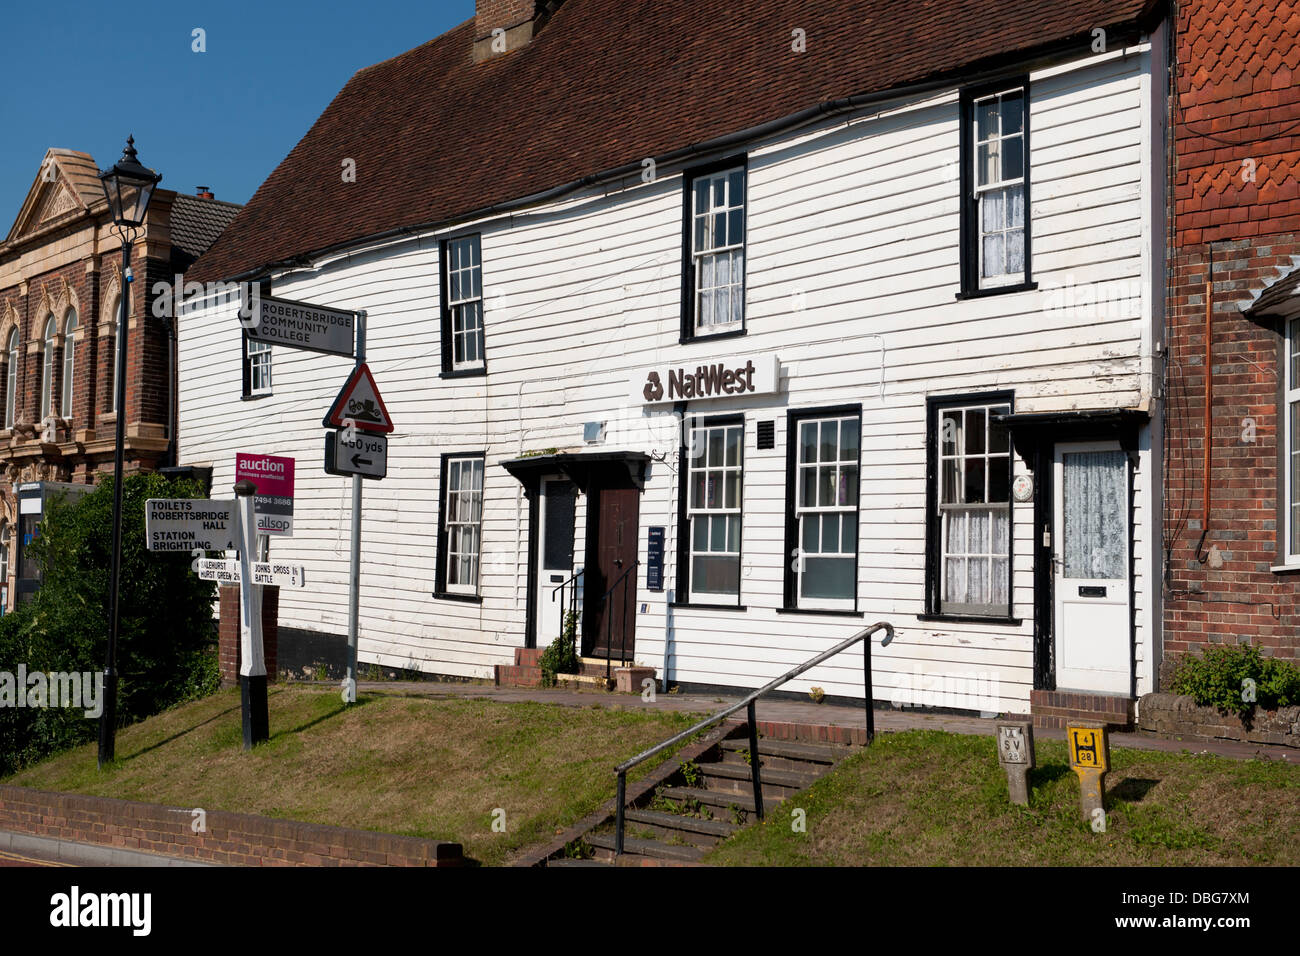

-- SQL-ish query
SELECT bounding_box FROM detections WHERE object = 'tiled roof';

[169,194,242,268]
[190,0,1158,283]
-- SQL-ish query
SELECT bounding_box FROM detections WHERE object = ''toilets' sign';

[145,499,237,552]
[242,291,355,358]
[633,353,780,406]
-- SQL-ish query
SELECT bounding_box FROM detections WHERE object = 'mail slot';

[1078,585,1107,597]
[550,574,565,583]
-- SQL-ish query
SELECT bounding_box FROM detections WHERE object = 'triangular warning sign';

[323,363,394,433]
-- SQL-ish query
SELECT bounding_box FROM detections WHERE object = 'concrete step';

[586,831,705,863]
[623,809,737,846]
[719,738,852,765]
[546,858,611,867]
[699,760,820,790]
[658,786,757,815]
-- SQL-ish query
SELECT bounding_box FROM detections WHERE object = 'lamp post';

[96,137,161,768]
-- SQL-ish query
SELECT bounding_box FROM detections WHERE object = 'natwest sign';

[632,353,780,406]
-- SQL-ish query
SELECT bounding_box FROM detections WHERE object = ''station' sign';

[145,499,237,551]
[196,558,306,588]
[632,353,780,406]
[236,452,295,536]
[242,291,355,358]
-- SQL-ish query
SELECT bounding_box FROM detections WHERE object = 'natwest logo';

[632,353,779,406]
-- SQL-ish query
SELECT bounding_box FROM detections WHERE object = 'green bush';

[0,472,220,775]
[539,610,580,687]
[1170,643,1300,718]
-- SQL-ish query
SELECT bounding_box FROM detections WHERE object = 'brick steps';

[494,647,653,691]
[1030,690,1134,730]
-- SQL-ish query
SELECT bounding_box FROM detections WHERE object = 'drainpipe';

[1195,244,1214,563]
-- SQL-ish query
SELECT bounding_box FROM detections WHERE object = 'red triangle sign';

[323,364,394,433]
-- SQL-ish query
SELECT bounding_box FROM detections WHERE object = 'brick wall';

[218,584,279,686]
[0,785,462,866]
[1163,2,1300,684]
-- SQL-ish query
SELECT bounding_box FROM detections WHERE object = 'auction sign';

[236,453,295,536]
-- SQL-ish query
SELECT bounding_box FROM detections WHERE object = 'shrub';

[539,610,580,687]
[0,472,220,775]
[1170,643,1300,718]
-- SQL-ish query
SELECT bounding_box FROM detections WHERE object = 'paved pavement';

[354,679,1300,764]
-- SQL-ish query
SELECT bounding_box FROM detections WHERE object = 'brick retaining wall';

[1139,692,1300,748]
[0,785,462,866]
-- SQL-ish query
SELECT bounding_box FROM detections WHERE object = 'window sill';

[432,591,482,604]
[679,326,747,346]
[670,601,747,612]
[916,613,1023,626]
[1270,564,1300,574]
[777,607,863,618]
[440,367,487,380]
[955,281,1038,301]
[241,393,273,401]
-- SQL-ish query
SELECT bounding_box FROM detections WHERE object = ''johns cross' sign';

[322,363,394,433]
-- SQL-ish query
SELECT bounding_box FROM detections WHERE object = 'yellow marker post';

[1066,721,1110,827]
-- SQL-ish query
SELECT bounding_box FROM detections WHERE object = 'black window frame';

[439,232,487,379]
[781,403,863,616]
[434,450,487,603]
[957,77,1037,299]
[674,412,746,610]
[680,155,749,345]
[922,390,1018,623]
[240,279,273,401]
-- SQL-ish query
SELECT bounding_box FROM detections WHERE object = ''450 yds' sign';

[632,353,780,406]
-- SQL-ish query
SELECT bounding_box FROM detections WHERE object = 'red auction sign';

[235,453,295,536]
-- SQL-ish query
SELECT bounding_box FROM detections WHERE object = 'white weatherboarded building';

[179,0,1167,727]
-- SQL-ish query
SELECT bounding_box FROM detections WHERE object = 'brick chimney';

[195,186,214,200]
[474,0,563,62]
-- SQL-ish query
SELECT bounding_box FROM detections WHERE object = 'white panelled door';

[1052,442,1132,694]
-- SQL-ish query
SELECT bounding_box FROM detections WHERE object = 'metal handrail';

[612,620,894,856]
[598,560,638,680]
[550,567,583,654]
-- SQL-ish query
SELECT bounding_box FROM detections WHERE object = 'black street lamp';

[96,136,161,768]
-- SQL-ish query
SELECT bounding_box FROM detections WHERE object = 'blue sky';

[0,0,472,225]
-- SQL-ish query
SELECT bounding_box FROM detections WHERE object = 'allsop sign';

[632,353,779,406]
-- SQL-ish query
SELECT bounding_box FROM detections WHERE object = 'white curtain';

[1063,451,1126,579]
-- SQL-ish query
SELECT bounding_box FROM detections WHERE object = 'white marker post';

[343,311,367,704]
[234,479,268,747]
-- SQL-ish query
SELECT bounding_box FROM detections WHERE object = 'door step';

[495,648,655,691]
[585,831,705,863]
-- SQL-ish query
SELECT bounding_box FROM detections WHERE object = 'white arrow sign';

[146,499,237,552]
[196,558,306,588]
[326,430,388,479]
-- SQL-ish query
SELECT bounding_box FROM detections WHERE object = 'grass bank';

[4,685,702,866]
[704,729,1300,865]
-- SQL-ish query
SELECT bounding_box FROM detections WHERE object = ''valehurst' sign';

[632,353,780,406]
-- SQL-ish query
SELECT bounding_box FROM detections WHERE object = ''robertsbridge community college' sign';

[243,292,355,358]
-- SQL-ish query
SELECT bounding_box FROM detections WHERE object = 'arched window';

[0,521,9,590]
[4,329,17,430]
[61,308,77,420]
[107,295,122,414]
[40,315,56,422]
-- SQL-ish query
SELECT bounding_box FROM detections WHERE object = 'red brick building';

[1163,2,1300,680]
[0,147,239,609]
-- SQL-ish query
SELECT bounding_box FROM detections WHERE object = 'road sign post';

[234,480,268,749]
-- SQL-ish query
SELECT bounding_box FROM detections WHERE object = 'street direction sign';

[145,499,237,551]
[196,558,306,588]
[236,452,295,536]
[322,363,394,433]
[325,429,388,479]
[242,291,356,357]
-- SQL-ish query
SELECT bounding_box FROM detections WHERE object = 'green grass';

[3,685,704,866]
[704,729,1300,866]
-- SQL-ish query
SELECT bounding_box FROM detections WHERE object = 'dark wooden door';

[584,476,639,660]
